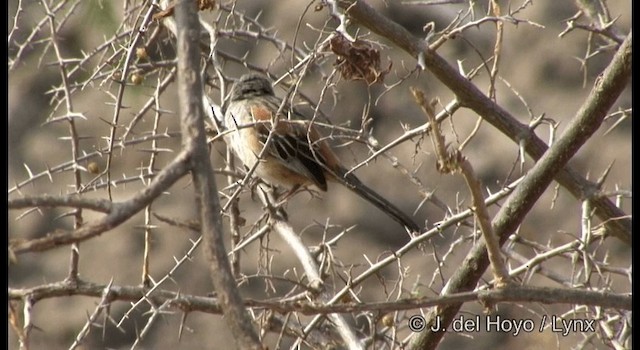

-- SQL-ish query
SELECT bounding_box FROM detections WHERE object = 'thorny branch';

[8,0,630,349]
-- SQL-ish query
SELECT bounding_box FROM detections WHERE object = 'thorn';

[98,116,117,127]
[23,163,34,179]
[44,163,54,183]
[16,207,40,221]
[595,160,615,189]
[178,311,188,341]
[53,210,77,221]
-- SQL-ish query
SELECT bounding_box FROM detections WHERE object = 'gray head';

[229,73,275,101]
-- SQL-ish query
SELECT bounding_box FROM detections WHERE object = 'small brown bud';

[87,162,100,174]
[111,70,123,81]
[135,47,148,60]
[381,314,395,327]
[131,73,144,85]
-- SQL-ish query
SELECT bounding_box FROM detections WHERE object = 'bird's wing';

[251,105,329,191]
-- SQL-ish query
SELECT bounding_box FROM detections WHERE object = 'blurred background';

[8,0,631,349]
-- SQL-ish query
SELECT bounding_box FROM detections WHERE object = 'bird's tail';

[338,173,420,233]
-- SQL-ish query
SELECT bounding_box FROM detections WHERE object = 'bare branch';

[9,195,113,213]
[8,1,630,348]
[9,150,190,254]
[173,1,262,348]
[338,0,631,245]
[414,32,632,349]
[8,280,631,314]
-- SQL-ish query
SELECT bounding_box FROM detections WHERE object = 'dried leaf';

[330,34,391,84]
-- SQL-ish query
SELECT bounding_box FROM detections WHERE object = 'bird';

[223,73,420,233]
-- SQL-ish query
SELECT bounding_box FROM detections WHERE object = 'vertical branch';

[21,297,34,350]
[9,300,29,350]
[42,0,83,282]
[411,88,510,287]
[142,205,153,287]
[102,2,158,200]
[488,0,503,100]
[173,0,262,348]
[141,72,167,287]
[580,199,593,282]
[226,148,242,278]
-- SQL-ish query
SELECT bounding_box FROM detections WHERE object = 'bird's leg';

[274,184,302,207]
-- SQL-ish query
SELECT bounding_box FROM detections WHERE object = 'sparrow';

[223,73,419,233]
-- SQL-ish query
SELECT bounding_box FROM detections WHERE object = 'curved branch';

[9,150,191,254]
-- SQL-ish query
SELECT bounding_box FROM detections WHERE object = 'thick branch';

[415,33,632,349]
[173,1,262,348]
[339,0,631,245]
[334,3,631,349]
